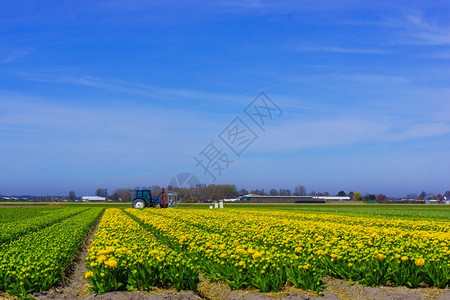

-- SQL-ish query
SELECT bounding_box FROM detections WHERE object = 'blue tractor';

[131,188,177,209]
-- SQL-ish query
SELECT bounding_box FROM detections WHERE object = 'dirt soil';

[12,274,449,300]
[1,270,449,300]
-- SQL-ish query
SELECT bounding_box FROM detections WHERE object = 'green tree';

[337,191,346,196]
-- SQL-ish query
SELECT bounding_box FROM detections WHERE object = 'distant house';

[82,196,106,202]
[425,199,439,204]
[223,198,239,202]
[0,197,27,201]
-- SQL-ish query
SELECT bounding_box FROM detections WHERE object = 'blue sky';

[1,1,449,197]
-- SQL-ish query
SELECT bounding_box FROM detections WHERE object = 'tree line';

[66,186,450,203]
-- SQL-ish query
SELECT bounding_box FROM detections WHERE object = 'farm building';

[81,196,106,202]
[240,195,325,203]
[313,196,351,201]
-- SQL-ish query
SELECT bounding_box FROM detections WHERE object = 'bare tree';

[269,188,278,196]
[375,194,386,203]
[279,188,291,196]
[406,193,417,199]
[68,191,76,201]
[418,191,427,200]
[293,185,306,196]
[113,188,131,202]
[239,188,249,196]
[95,188,108,197]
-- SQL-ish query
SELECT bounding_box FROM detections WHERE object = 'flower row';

[85,208,199,294]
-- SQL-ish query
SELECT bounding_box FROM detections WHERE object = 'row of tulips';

[85,208,199,294]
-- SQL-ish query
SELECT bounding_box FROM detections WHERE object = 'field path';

[31,212,102,300]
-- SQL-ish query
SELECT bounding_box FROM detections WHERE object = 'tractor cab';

[135,190,151,202]
[131,189,161,209]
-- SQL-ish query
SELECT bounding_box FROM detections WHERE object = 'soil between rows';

[2,278,448,300]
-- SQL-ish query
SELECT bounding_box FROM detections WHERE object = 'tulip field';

[0,204,449,299]
[86,206,450,295]
[126,208,450,291]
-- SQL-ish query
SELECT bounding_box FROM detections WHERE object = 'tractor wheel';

[132,199,146,209]
[153,203,161,209]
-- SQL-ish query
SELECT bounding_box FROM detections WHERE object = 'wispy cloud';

[0,91,219,163]
[16,72,248,107]
[1,48,34,64]
[294,45,387,54]
[338,74,410,84]
[397,13,450,45]
[221,0,265,8]
[251,118,450,153]
[426,50,450,58]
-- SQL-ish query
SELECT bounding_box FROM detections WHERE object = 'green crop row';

[0,206,72,224]
[0,207,89,246]
[0,208,103,298]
